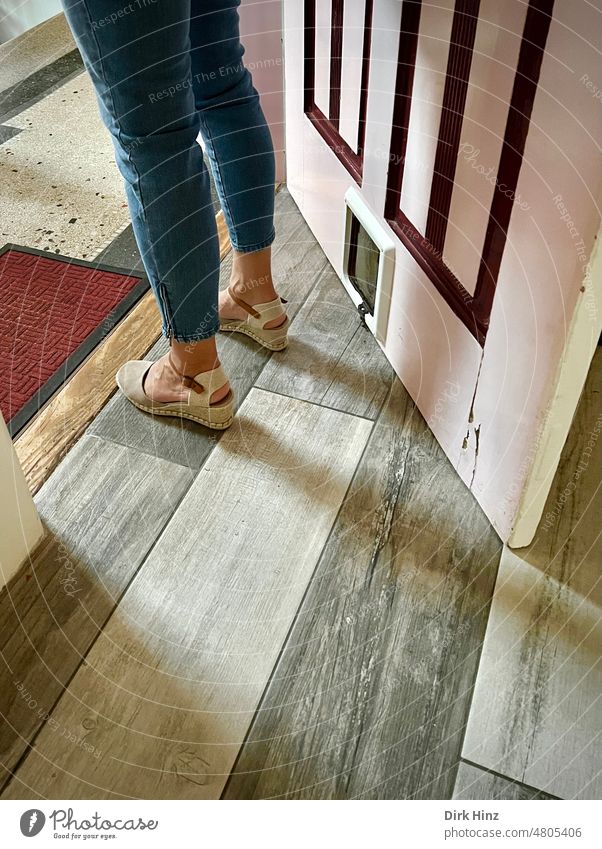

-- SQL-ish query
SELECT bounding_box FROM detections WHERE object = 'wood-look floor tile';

[223,378,502,799]
[2,389,372,799]
[257,268,395,419]
[462,350,602,799]
[0,435,193,791]
[453,762,555,800]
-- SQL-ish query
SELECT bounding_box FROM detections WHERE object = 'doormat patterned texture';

[0,245,148,436]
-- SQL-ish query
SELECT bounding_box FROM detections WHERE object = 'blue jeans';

[62,0,276,341]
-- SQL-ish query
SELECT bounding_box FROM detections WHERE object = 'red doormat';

[0,245,149,437]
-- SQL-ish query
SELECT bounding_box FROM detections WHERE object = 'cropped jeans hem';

[230,227,276,255]
[163,321,221,344]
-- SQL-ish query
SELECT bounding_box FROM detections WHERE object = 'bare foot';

[143,339,230,405]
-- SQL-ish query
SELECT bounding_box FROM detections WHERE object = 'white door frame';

[509,228,602,548]
[0,413,44,591]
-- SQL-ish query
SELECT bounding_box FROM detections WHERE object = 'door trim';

[304,0,374,185]
[508,227,602,548]
[384,0,555,346]
[0,411,44,592]
[425,0,481,252]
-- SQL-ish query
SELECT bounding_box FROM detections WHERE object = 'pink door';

[284,0,602,544]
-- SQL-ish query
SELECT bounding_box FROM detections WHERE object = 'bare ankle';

[230,246,277,305]
[230,274,276,304]
[170,338,220,375]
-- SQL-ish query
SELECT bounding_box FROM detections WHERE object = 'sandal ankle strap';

[168,353,226,396]
[227,287,261,319]
[227,287,288,327]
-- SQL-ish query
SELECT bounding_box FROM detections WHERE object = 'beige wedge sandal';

[220,287,290,351]
[116,354,234,430]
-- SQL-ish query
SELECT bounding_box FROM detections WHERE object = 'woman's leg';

[61,0,229,403]
[189,1,285,328]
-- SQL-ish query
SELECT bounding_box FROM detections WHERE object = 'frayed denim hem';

[230,227,276,254]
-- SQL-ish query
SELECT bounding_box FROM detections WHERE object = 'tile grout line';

[88,254,332,465]
[2,209,331,795]
[249,384,379,424]
[319,322,378,408]
[220,380,399,797]
[448,537,508,797]
[459,757,562,800]
[0,444,199,798]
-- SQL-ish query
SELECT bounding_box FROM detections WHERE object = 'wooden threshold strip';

[14,210,232,495]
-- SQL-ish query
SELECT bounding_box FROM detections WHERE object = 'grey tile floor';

[0,15,600,800]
